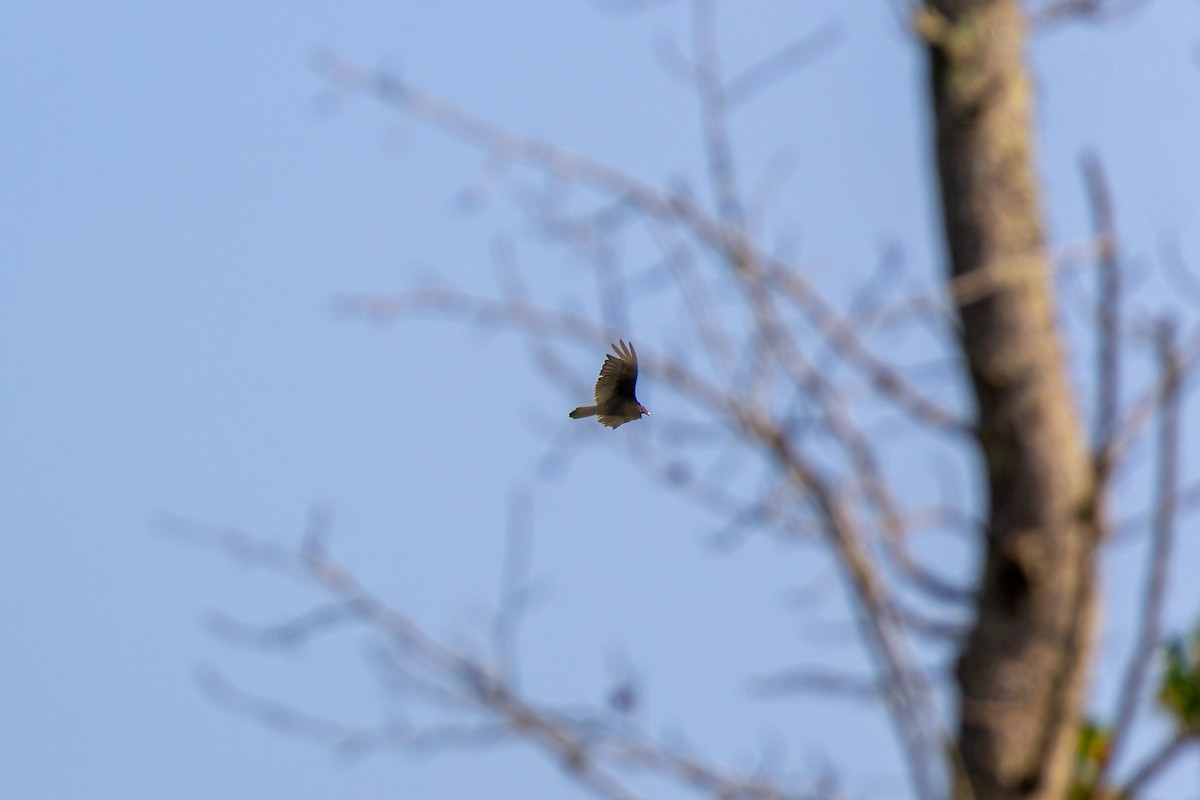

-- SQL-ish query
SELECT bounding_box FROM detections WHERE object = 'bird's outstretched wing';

[593,340,639,405]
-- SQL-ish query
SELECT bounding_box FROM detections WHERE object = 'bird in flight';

[569,340,649,429]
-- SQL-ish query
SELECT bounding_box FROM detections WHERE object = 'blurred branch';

[750,422,946,800]
[1081,153,1121,477]
[492,490,535,687]
[646,220,737,372]
[691,0,744,227]
[314,51,969,435]
[766,267,969,433]
[335,287,728,411]
[893,601,969,643]
[863,234,1111,343]
[335,284,950,797]
[1098,320,1183,788]
[1159,233,1200,307]
[1111,477,1200,543]
[749,667,887,701]
[197,666,508,756]
[724,22,842,109]
[1029,0,1151,31]
[172,7,1200,799]
[312,31,996,798]
[207,602,359,649]
[173,517,831,800]
[1115,730,1197,798]
[1101,322,1200,471]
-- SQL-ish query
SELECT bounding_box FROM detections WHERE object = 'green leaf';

[1156,630,1200,732]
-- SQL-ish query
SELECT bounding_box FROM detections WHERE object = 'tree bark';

[924,2,1100,798]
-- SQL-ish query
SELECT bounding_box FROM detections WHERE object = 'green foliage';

[1068,718,1112,800]
[1157,629,1200,732]
[1068,628,1200,800]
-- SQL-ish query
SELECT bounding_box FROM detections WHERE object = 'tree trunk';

[924,2,1100,798]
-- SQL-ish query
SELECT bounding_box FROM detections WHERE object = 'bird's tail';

[569,406,598,419]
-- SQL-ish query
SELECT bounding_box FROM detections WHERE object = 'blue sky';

[3,2,1199,798]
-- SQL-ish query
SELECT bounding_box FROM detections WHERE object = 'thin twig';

[314,53,968,434]
[749,667,893,701]
[1097,320,1182,788]
[645,219,736,373]
[338,285,950,796]
[724,22,842,109]
[1103,322,1200,470]
[197,665,508,756]
[1116,730,1197,798]
[315,47,984,797]
[1081,153,1121,476]
[690,0,744,228]
[1029,0,1151,31]
[492,490,534,687]
[207,603,359,649]
[178,518,825,800]
[1159,233,1200,306]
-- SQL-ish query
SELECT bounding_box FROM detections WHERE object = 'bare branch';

[767,268,969,433]
[1102,322,1200,471]
[1098,320,1183,787]
[1081,152,1122,475]
[337,283,953,794]
[724,22,842,109]
[750,667,896,702]
[167,8,1200,800]
[197,665,508,756]
[750,423,947,800]
[178,518,835,800]
[1159,233,1200,308]
[207,603,359,649]
[1029,0,1152,31]
[314,52,969,434]
[316,42,985,792]
[690,0,744,227]
[492,490,535,687]
[646,220,737,372]
[600,737,822,800]
[1115,730,1198,798]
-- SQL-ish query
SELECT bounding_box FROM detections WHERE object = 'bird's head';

[639,404,650,417]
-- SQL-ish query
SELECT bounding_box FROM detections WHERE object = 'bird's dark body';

[569,340,649,429]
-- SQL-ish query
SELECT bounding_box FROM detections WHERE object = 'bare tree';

[170,2,1200,799]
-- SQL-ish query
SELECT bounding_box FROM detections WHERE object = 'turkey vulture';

[569,340,649,429]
